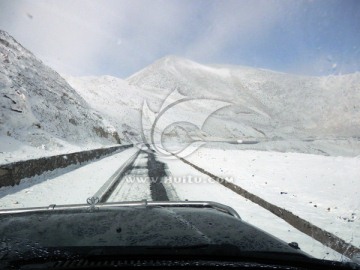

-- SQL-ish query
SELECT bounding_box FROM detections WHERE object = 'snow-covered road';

[0,146,356,261]
[0,147,138,207]
[105,150,180,202]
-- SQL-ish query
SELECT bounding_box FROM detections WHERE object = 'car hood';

[0,203,308,260]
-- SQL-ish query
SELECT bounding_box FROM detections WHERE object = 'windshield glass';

[0,0,359,265]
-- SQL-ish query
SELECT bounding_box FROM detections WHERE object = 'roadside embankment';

[0,144,133,188]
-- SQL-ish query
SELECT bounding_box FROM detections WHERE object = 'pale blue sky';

[0,0,359,77]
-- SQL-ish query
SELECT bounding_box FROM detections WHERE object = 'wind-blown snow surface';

[0,30,120,164]
[67,56,360,157]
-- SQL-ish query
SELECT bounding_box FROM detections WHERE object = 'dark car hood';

[0,204,307,259]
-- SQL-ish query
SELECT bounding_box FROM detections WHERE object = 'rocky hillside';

[0,30,120,161]
[64,75,154,142]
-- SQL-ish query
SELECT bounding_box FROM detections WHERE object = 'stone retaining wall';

[0,144,133,188]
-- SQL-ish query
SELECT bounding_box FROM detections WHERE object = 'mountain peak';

[156,55,191,64]
[147,55,197,70]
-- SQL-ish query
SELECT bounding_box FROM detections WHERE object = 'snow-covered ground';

[182,145,360,249]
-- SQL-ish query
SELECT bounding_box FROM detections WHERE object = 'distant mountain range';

[1,30,359,158]
[67,56,360,156]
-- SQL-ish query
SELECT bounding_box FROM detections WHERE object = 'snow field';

[159,154,348,261]
[180,146,360,256]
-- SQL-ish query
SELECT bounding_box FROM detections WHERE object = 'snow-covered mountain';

[0,30,120,163]
[67,56,360,156]
[128,56,360,139]
[64,75,161,142]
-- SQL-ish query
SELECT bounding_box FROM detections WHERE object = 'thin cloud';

[185,1,285,61]
[0,0,359,77]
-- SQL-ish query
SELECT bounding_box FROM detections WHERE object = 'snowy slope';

[64,75,165,142]
[64,74,229,150]
[126,56,360,156]
[0,30,121,164]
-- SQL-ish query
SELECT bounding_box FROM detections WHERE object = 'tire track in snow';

[94,148,171,202]
[147,150,169,201]
[96,150,141,202]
